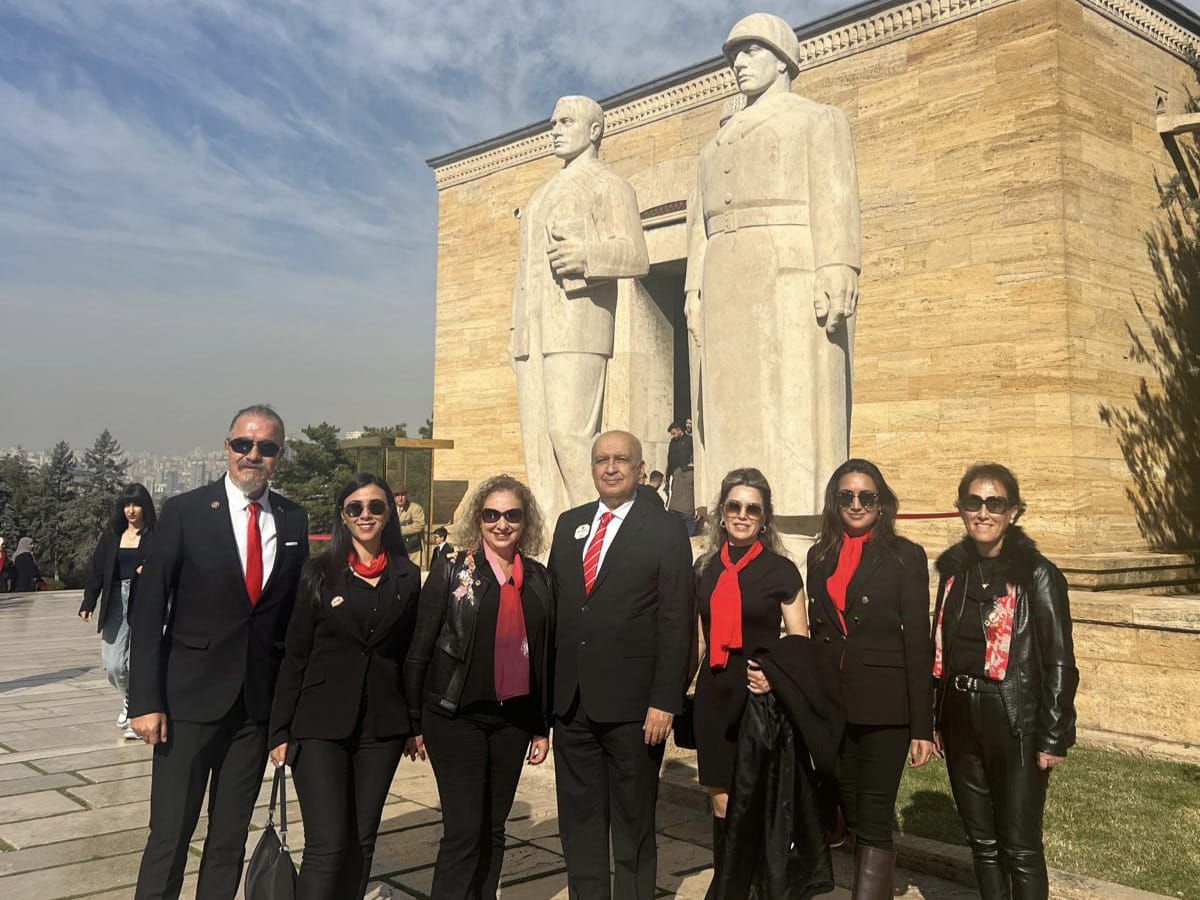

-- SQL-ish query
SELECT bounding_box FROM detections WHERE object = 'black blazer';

[403,547,554,733]
[80,530,151,632]
[128,480,309,724]
[11,554,40,593]
[548,495,695,722]
[807,536,934,740]
[269,553,421,747]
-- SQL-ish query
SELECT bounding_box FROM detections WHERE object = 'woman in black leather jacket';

[932,462,1078,900]
[404,474,554,900]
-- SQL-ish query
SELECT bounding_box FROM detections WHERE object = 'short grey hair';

[228,404,286,442]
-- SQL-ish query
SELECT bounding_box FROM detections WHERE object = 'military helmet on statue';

[721,12,801,76]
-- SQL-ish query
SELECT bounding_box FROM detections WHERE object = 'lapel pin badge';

[331,596,345,608]
[574,523,590,540]
[211,501,221,509]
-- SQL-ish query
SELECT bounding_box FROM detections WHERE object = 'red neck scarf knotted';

[349,551,388,579]
[708,540,764,670]
[484,544,530,702]
[826,531,870,633]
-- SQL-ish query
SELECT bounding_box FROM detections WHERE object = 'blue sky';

[0,0,1194,453]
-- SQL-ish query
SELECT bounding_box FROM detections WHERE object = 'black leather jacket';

[933,527,1078,756]
[403,548,555,733]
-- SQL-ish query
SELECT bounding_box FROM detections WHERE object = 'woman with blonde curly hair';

[403,474,553,900]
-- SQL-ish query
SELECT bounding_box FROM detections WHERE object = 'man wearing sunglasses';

[128,404,309,899]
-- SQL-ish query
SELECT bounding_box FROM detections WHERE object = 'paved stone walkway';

[0,593,974,899]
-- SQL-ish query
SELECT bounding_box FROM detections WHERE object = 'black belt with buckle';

[952,674,1001,694]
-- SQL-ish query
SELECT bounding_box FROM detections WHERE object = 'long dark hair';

[699,467,786,565]
[107,483,157,536]
[812,459,900,567]
[302,473,406,604]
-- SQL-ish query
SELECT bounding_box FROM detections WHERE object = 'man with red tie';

[548,430,695,899]
[129,405,309,899]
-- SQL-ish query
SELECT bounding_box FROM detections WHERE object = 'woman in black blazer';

[404,474,554,900]
[78,483,156,738]
[807,459,936,900]
[269,473,422,900]
[10,537,41,592]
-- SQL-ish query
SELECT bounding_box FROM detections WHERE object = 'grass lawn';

[893,746,1200,898]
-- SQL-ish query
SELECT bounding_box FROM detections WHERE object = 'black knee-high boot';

[706,816,725,899]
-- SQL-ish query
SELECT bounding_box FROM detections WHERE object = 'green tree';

[68,429,130,574]
[361,423,408,438]
[38,441,81,582]
[0,451,38,543]
[418,416,434,439]
[272,423,353,533]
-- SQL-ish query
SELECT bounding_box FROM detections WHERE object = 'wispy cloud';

[1,0,867,450]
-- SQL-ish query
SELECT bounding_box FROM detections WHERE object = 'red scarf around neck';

[484,544,530,702]
[826,531,870,633]
[349,551,388,578]
[708,540,764,670]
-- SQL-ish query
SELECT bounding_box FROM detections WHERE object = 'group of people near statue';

[70,402,1077,900]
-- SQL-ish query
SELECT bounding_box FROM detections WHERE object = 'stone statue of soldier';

[510,96,650,521]
[685,13,861,532]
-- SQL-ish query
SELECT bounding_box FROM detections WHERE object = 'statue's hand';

[684,290,702,346]
[547,226,587,277]
[814,265,859,335]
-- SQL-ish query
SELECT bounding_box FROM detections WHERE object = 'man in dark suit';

[128,404,309,899]
[548,430,695,899]
[429,526,454,565]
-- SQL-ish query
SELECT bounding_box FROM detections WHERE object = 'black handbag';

[672,693,697,750]
[244,766,298,900]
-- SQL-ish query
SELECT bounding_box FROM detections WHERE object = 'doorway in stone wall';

[640,261,690,428]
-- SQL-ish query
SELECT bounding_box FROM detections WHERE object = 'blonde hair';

[454,474,546,558]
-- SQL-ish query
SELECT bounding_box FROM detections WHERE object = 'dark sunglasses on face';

[482,507,525,525]
[957,494,1012,514]
[227,437,281,458]
[723,499,764,518]
[343,499,389,517]
[835,490,878,509]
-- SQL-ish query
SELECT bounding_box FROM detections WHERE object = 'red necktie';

[583,512,613,595]
[245,501,263,606]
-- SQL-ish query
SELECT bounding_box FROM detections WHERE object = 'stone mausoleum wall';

[429,0,1198,559]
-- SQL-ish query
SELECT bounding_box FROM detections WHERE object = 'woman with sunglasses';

[79,483,157,739]
[692,468,808,879]
[932,463,1077,900]
[403,474,553,900]
[807,459,934,900]
[268,473,422,900]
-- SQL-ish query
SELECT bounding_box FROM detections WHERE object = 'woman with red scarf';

[692,468,809,880]
[404,474,553,900]
[268,473,422,900]
[807,459,935,900]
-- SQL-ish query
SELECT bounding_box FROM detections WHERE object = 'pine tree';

[272,423,354,533]
[68,429,132,576]
[37,441,79,582]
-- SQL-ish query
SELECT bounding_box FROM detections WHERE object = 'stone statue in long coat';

[511,96,650,521]
[685,13,861,525]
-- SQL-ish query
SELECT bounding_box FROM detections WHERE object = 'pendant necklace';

[977,563,990,591]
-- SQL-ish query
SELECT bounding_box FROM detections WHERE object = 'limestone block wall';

[430,0,1196,556]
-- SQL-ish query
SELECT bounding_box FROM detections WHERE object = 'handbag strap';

[278,765,289,849]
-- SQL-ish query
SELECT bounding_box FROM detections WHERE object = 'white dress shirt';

[581,496,636,573]
[224,473,276,590]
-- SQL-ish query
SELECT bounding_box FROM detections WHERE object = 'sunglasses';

[343,499,389,517]
[227,437,281,458]
[722,499,764,518]
[957,494,1012,514]
[482,508,525,525]
[835,490,878,509]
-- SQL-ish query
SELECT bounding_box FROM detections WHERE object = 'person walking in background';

[665,422,693,496]
[549,430,695,900]
[395,486,426,561]
[933,463,1077,900]
[11,537,41,592]
[128,404,309,899]
[807,460,935,899]
[0,536,12,592]
[78,483,157,740]
[647,471,667,507]
[429,526,454,565]
[405,474,554,900]
[667,461,699,537]
[269,473,421,900]
[692,468,808,885]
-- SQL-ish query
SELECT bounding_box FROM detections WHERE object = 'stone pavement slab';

[0,592,976,898]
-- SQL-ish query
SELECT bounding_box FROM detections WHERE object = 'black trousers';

[291,732,405,900]
[553,694,665,900]
[942,686,1050,900]
[422,704,532,900]
[835,723,910,850]
[135,694,268,900]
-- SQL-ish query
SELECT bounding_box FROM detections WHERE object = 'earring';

[759,525,766,534]
[719,520,726,530]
